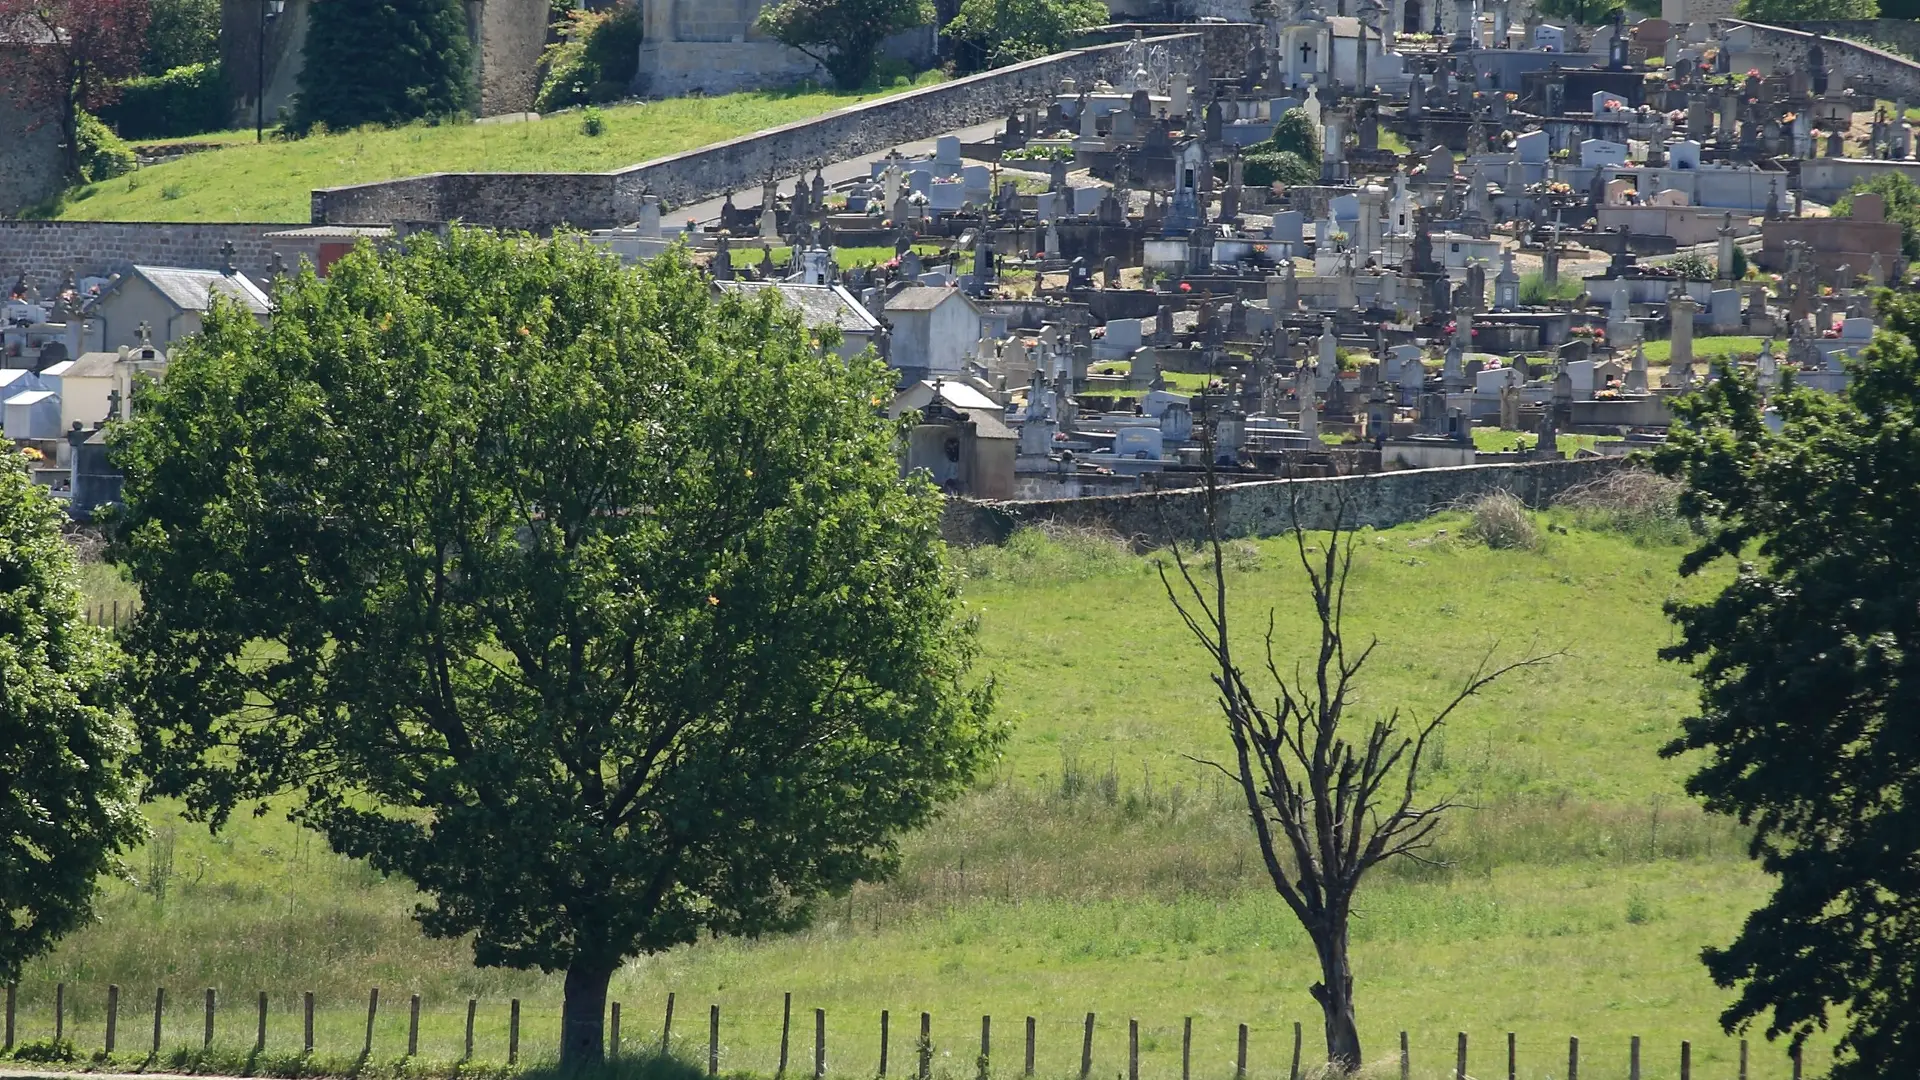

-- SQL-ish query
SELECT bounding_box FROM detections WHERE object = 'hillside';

[46,76,942,224]
[18,510,1824,1080]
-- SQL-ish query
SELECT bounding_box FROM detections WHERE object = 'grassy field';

[13,511,1828,1079]
[1638,336,1765,366]
[50,76,943,223]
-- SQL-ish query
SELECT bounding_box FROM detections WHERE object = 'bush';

[1836,172,1920,260]
[101,61,229,140]
[1269,107,1321,164]
[1463,490,1541,550]
[1519,270,1582,306]
[76,111,137,184]
[535,4,643,112]
[1722,244,1749,282]
[1243,149,1317,188]
[580,106,606,136]
[1669,252,1714,282]
[944,0,1108,73]
[1553,468,1692,546]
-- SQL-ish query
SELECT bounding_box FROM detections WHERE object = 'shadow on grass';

[0,1045,712,1080]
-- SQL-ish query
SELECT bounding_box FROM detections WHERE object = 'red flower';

[1180,282,1192,292]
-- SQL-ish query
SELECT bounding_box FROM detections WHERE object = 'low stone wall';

[1787,19,1920,61]
[941,458,1628,548]
[1728,20,1920,103]
[0,221,284,293]
[311,29,1248,231]
[1,75,63,217]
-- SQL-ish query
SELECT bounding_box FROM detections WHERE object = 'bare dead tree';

[1157,429,1556,1072]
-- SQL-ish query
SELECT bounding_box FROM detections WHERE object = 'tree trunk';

[1308,928,1362,1072]
[559,958,616,1068]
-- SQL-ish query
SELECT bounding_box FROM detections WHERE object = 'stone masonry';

[0,222,282,295]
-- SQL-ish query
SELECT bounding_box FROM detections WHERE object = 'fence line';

[0,983,1808,1079]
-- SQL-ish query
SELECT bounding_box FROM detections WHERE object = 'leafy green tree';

[0,454,146,985]
[1653,289,1920,1080]
[113,230,1001,1067]
[943,0,1107,72]
[140,0,219,75]
[292,0,472,133]
[1736,0,1876,19]
[1836,172,1920,261]
[1242,107,1320,189]
[535,4,643,111]
[1536,0,1622,25]
[757,0,932,89]
[1268,107,1321,164]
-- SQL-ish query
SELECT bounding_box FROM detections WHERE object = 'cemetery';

[4,7,1916,508]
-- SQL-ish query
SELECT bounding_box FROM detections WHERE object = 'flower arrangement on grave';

[19,446,42,462]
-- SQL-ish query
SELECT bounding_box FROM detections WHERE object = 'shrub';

[1519,270,1582,306]
[944,0,1109,73]
[1836,172,1920,260]
[1669,251,1714,282]
[1553,467,1692,546]
[1721,244,1749,283]
[535,4,643,112]
[101,61,228,139]
[580,106,606,136]
[1243,149,1317,189]
[1463,490,1541,550]
[76,111,137,184]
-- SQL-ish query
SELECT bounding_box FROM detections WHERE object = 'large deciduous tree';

[0,453,146,984]
[1161,451,1552,1070]
[113,230,1001,1066]
[942,0,1107,72]
[1654,289,1920,1080]
[0,0,149,179]
[292,0,472,132]
[757,0,932,89]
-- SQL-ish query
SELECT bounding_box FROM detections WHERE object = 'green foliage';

[1519,270,1583,305]
[1654,290,1920,1079]
[943,0,1108,72]
[112,229,1002,1065]
[1721,244,1749,283]
[1241,108,1320,188]
[1463,490,1541,550]
[293,0,473,134]
[1537,0,1623,22]
[1669,251,1714,282]
[1835,171,1920,260]
[756,0,934,89]
[580,106,606,136]
[100,60,228,139]
[1736,0,1876,19]
[141,0,220,75]
[534,5,644,113]
[75,110,137,183]
[0,454,146,985]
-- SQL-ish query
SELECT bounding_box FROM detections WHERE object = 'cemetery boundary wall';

[1729,20,1920,104]
[309,25,1262,232]
[0,221,285,295]
[941,458,1629,548]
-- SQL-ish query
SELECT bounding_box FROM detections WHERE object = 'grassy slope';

[23,515,1826,1079]
[55,77,943,224]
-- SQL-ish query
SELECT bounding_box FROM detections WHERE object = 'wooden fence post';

[1080,1014,1093,1080]
[1457,1031,1467,1080]
[706,1003,717,1076]
[257,992,268,1054]
[1568,1036,1579,1080]
[1507,1032,1516,1080]
[1289,1021,1302,1080]
[611,1001,621,1058]
[107,985,120,1054]
[1237,1023,1249,1080]
[1127,1019,1138,1080]
[979,1015,991,1080]
[663,993,675,1055]
[880,1011,890,1078]
[780,993,792,1076]
[465,999,476,1061]
[1631,1035,1641,1080]
[921,1012,933,1080]
[510,999,522,1066]
[152,988,165,1056]
[1792,1043,1803,1080]
[203,987,214,1049]
[303,992,314,1055]
[363,988,379,1058]
[6,983,15,1051]
[1739,1039,1749,1080]
[1399,1031,1409,1080]
[408,994,420,1057]
[1181,1017,1191,1080]
[1681,1040,1692,1080]
[1024,1016,1035,1078]
[56,983,65,1044]
[815,1008,826,1080]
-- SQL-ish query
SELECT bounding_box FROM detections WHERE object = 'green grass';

[1469,428,1627,456]
[19,513,1838,1078]
[1639,336,1764,366]
[757,244,945,268]
[52,76,945,223]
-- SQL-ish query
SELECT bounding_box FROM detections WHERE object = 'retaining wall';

[310,27,1259,231]
[0,221,285,293]
[940,458,1628,548]
[1728,20,1920,103]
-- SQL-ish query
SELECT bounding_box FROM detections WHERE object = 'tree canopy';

[1836,171,1920,261]
[113,229,1001,1066]
[0,454,146,984]
[292,0,472,132]
[1654,290,1920,1079]
[757,0,932,89]
[943,0,1108,72]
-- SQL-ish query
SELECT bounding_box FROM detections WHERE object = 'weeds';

[951,525,1140,583]
[1553,468,1692,546]
[1460,491,1540,550]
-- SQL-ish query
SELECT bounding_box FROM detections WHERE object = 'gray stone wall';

[1,63,65,217]
[1787,19,1920,61]
[1731,20,1920,103]
[0,222,282,293]
[940,458,1628,548]
[474,0,550,115]
[312,28,1256,230]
